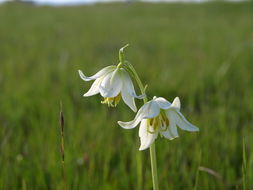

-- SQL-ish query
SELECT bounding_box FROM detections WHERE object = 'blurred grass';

[0,1,253,189]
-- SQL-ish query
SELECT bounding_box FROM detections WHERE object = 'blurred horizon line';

[0,0,246,6]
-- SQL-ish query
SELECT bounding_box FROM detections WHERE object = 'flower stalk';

[119,44,129,64]
[129,65,159,190]
[121,49,159,190]
[150,143,159,190]
[79,45,199,190]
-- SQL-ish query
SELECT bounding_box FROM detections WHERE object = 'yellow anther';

[146,112,170,134]
[101,94,121,107]
[147,124,156,134]
[114,94,121,106]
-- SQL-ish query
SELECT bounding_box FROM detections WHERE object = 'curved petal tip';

[172,97,181,110]
[78,70,90,81]
[139,146,148,151]
[117,120,138,129]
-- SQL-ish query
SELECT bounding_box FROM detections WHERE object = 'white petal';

[154,97,172,110]
[110,67,120,84]
[121,69,145,99]
[99,71,122,98]
[117,109,143,129]
[166,111,179,138]
[117,101,152,129]
[171,97,181,111]
[83,77,103,97]
[139,119,158,151]
[142,100,160,119]
[161,130,175,140]
[78,66,115,81]
[121,85,137,112]
[118,120,139,129]
[169,110,199,132]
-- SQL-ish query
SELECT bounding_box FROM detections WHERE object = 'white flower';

[118,96,199,151]
[78,66,144,112]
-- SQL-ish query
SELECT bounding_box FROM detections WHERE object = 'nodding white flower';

[78,66,144,112]
[118,96,199,151]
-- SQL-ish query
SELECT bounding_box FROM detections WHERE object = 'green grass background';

[0,1,253,189]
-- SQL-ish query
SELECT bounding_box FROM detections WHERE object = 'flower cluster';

[79,45,199,151]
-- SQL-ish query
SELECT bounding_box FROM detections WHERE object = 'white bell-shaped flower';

[78,66,144,112]
[118,96,199,150]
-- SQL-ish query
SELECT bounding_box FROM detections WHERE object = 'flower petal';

[142,100,160,119]
[171,97,181,111]
[99,71,122,98]
[154,97,171,110]
[121,69,145,99]
[139,119,158,151]
[161,130,175,140]
[121,85,137,112]
[78,66,115,81]
[117,111,143,129]
[83,77,103,97]
[169,110,199,132]
[166,111,179,138]
[117,101,152,129]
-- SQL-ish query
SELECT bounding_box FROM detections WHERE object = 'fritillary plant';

[78,44,199,190]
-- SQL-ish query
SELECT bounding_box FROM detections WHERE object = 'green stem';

[150,143,159,190]
[118,45,159,189]
[124,62,147,103]
[126,62,159,190]
[119,44,129,64]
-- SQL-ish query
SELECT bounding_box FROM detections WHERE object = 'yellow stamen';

[147,124,156,134]
[101,94,121,107]
[147,111,170,134]
[114,94,121,106]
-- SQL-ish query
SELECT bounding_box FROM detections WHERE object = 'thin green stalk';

[150,143,159,190]
[124,61,159,190]
[124,61,147,103]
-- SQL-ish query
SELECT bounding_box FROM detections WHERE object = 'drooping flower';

[78,66,144,112]
[118,96,199,151]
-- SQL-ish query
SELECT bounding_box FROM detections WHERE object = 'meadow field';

[0,1,253,189]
